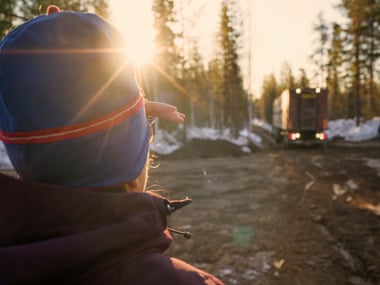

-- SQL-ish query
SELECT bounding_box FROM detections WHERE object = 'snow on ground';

[1,117,379,170]
[363,158,380,177]
[252,118,273,133]
[326,117,380,142]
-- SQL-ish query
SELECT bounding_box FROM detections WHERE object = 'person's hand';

[145,101,185,124]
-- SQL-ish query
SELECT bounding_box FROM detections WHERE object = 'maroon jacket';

[0,173,224,285]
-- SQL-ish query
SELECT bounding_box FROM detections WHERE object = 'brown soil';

[149,139,380,285]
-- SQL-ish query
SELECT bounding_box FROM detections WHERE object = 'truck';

[272,87,328,146]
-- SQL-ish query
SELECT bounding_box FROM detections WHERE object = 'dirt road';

[149,143,380,285]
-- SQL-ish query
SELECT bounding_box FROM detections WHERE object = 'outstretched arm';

[145,101,185,124]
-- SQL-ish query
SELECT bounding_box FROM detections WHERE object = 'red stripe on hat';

[0,95,144,144]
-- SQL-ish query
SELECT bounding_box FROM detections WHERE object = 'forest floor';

[149,136,380,285]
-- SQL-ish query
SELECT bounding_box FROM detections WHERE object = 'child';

[0,6,223,285]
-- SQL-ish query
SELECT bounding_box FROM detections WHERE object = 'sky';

[249,0,345,94]
[109,0,345,96]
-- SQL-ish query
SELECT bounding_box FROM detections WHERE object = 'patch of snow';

[326,117,380,142]
[363,158,380,177]
[218,268,233,277]
[242,269,259,280]
[150,129,182,155]
[333,184,348,196]
[346,179,359,190]
[252,118,273,133]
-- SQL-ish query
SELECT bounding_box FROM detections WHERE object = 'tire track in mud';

[276,147,380,285]
[152,150,368,284]
[299,155,369,282]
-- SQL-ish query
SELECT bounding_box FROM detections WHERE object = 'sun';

[124,34,154,66]
[110,0,155,65]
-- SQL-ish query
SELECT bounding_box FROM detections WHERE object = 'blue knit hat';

[0,11,150,187]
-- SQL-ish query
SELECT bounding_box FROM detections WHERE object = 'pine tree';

[151,0,184,130]
[176,0,208,128]
[260,74,278,124]
[326,23,345,119]
[152,0,180,82]
[279,62,295,90]
[0,0,22,37]
[297,68,311,88]
[311,12,329,87]
[208,57,224,129]
[362,0,380,118]
[186,41,208,127]
[217,0,245,137]
[338,0,368,124]
[0,0,109,38]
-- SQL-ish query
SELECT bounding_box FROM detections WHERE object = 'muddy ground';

[149,138,380,285]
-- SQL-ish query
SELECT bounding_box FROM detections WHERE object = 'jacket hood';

[0,173,171,284]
